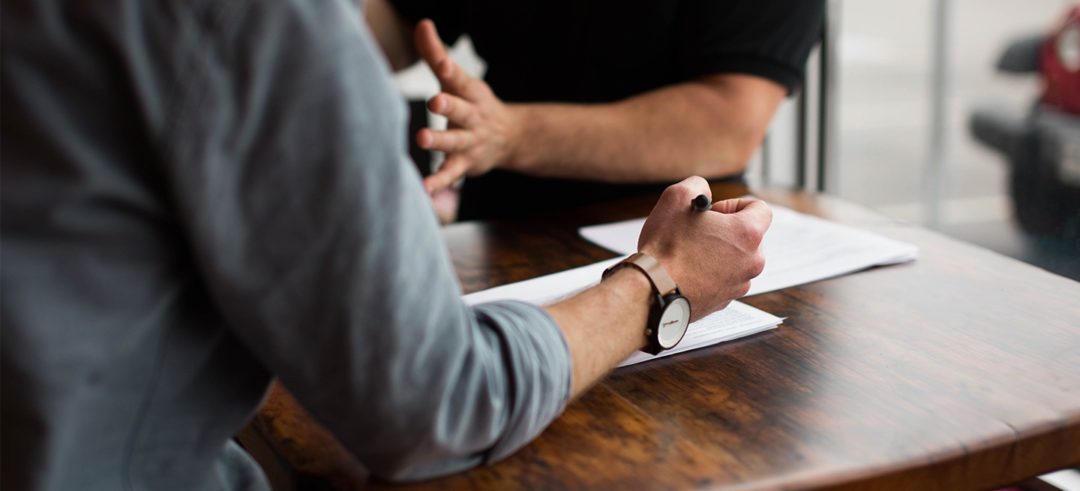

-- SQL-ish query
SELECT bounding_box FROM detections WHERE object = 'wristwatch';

[602,252,691,355]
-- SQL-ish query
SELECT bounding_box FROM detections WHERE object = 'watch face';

[657,296,691,349]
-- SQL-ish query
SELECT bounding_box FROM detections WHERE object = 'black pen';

[691,194,711,212]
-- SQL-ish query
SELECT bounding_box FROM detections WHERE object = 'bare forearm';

[412,30,788,193]
[508,75,785,183]
[545,268,651,397]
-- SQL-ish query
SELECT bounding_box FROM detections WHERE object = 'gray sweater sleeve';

[157,0,571,480]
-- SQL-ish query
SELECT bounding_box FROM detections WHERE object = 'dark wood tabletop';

[244,183,1080,490]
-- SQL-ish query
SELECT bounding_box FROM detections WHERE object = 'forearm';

[508,75,784,183]
[545,268,652,397]
[346,270,650,478]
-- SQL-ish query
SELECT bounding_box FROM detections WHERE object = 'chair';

[752,0,840,193]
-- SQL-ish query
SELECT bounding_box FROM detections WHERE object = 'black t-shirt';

[389,0,825,220]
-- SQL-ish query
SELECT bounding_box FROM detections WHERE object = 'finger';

[729,199,773,245]
[711,197,759,214]
[414,19,449,73]
[747,252,767,279]
[417,128,475,153]
[659,176,711,208]
[423,156,470,194]
[427,93,477,126]
[730,199,772,225]
[677,175,711,194]
[429,186,460,224]
[414,21,475,96]
[431,57,475,98]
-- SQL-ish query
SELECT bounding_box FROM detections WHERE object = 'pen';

[691,194,711,212]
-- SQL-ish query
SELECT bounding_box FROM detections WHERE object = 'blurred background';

[833,0,1079,281]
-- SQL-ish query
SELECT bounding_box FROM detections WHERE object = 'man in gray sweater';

[0,0,771,489]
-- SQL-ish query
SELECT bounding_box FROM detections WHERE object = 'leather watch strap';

[604,252,678,297]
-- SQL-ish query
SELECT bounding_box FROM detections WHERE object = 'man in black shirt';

[366,0,824,220]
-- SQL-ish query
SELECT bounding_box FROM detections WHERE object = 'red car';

[971,6,1080,237]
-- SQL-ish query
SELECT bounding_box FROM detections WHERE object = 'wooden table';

[244,183,1080,490]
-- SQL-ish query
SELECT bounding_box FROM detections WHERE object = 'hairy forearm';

[507,75,785,183]
[545,268,652,397]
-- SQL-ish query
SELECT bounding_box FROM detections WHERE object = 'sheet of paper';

[617,301,780,367]
[464,259,782,367]
[579,204,918,296]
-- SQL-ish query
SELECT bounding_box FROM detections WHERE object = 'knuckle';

[735,281,751,298]
[749,224,766,245]
[738,218,766,246]
[454,100,474,121]
[662,181,695,203]
[732,222,754,246]
[685,175,709,189]
[430,93,447,112]
[761,202,774,222]
[748,253,766,278]
[447,158,467,172]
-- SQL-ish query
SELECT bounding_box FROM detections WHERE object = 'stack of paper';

[463,259,783,367]
[579,204,918,296]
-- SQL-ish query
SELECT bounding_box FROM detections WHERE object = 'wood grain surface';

[246,183,1080,490]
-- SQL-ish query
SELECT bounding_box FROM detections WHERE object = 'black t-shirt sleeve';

[675,0,825,94]
[386,0,466,46]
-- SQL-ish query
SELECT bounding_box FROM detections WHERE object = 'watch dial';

[657,297,691,348]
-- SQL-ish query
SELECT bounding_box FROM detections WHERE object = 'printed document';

[579,204,918,296]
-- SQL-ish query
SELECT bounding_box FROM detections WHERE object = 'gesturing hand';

[414,20,521,194]
[638,177,772,321]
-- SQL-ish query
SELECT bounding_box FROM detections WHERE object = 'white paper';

[579,204,918,297]
[463,259,782,367]
[463,257,623,306]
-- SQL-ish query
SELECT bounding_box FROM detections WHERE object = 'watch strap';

[603,252,678,297]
